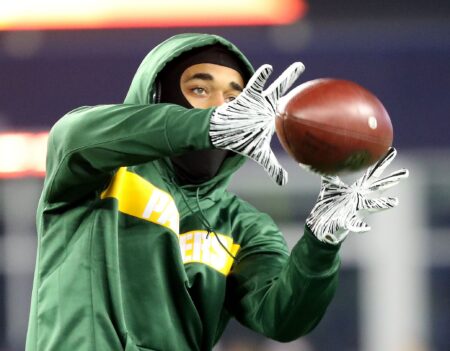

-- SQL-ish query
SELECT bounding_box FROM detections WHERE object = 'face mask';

[170,149,229,185]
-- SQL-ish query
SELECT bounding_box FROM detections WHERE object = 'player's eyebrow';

[184,72,214,82]
[230,81,243,92]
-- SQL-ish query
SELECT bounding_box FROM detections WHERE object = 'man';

[26,33,407,351]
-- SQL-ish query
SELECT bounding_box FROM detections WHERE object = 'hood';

[124,33,254,105]
[124,33,255,197]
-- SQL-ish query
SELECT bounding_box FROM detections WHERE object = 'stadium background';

[0,1,449,350]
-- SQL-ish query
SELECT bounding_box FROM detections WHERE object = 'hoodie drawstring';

[178,186,239,262]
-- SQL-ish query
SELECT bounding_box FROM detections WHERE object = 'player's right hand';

[209,62,305,186]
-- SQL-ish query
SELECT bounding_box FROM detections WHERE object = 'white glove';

[306,148,409,245]
[209,62,305,186]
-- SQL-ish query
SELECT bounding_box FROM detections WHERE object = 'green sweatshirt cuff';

[165,107,214,152]
[291,226,341,277]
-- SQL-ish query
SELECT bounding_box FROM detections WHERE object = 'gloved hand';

[306,148,409,245]
[209,62,305,186]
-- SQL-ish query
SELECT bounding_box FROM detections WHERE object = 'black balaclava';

[156,44,249,185]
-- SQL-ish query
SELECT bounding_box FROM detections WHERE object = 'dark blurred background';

[0,1,449,350]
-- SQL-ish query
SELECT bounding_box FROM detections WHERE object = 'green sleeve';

[226,226,341,342]
[45,103,214,203]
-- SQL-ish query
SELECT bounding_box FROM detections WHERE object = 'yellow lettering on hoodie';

[101,167,180,234]
[179,230,240,275]
[101,169,240,274]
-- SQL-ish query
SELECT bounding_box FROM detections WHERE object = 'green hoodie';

[26,33,341,351]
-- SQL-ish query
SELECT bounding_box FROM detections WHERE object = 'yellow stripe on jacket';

[101,167,180,235]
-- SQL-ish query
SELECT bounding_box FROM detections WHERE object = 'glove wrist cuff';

[316,230,349,245]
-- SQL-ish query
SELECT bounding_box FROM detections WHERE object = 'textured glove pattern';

[209,63,305,186]
[306,148,409,245]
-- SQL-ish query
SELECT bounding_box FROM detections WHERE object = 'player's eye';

[191,87,207,96]
[225,96,237,103]
[225,91,242,103]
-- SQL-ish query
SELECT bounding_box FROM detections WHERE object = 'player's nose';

[210,93,226,107]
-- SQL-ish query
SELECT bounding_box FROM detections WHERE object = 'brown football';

[275,78,393,174]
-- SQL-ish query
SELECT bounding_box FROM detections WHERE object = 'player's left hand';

[306,147,409,245]
[209,62,305,186]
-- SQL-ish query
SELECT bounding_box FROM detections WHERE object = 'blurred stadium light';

[0,0,307,30]
[0,133,47,178]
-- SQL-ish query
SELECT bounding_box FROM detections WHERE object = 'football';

[275,78,393,175]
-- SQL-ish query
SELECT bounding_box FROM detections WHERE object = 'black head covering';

[155,44,249,185]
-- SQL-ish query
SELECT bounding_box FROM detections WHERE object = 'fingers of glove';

[264,62,305,102]
[317,175,350,201]
[358,196,399,211]
[249,146,288,186]
[321,175,348,189]
[362,147,397,183]
[232,136,286,185]
[366,168,409,192]
[266,149,288,186]
[246,64,273,95]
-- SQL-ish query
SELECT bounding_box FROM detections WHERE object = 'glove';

[306,148,409,245]
[209,62,305,186]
